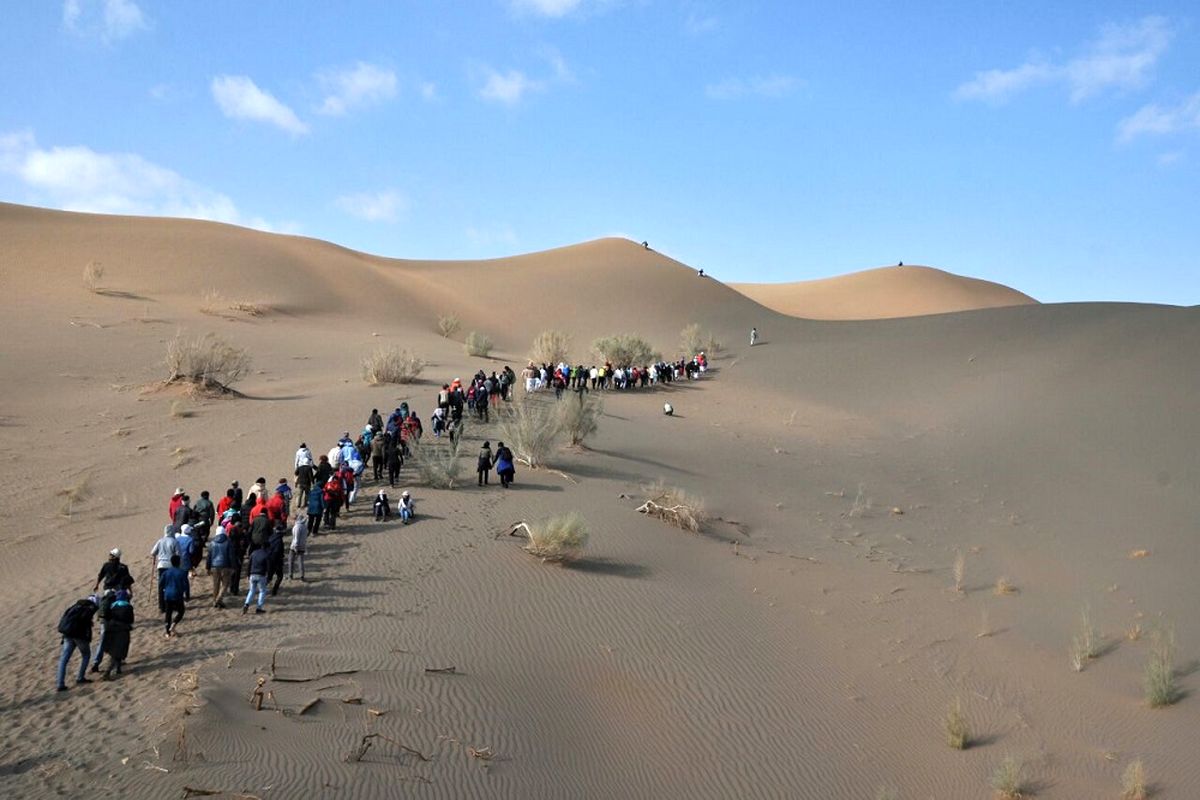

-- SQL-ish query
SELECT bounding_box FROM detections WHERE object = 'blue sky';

[2,1,1197,304]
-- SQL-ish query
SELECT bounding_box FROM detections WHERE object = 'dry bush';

[1070,604,1098,673]
[524,512,589,562]
[56,475,93,517]
[848,483,872,518]
[164,331,250,392]
[1121,759,1147,800]
[464,331,493,357]
[82,260,104,293]
[945,696,970,750]
[592,333,659,366]
[557,390,602,446]
[994,577,1017,596]
[361,346,425,385]
[952,550,966,593]
[170,399,194,419]
[497,396,559,468]
[1144,625,1177,707]
[199,288,224,315]
[679,323,723,358]
[530,329,571,365]
[229,300,270,317]
[638,481,707,533]
[409,426,465,488]
[437,313,461,339]
[989,756,1025,799]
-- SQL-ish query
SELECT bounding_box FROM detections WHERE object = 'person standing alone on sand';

[750,327,758,346]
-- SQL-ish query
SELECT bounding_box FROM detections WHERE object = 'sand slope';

[0,203,1197,799]
[730,264,1038,319]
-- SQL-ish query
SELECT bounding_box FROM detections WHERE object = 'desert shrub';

[530,329,571,365]
[199,288,224,315]
[994,577,1017,596]
[437,313,461,339]
[1070,604,1098,672]
[680,322,723,357]
[638,481,707,532]
[362,346,425,385]
[164,332,250,392]
[170,399,195,419]
[945,697,969,750]
[229,300,270,317]
[592,333,659,366]
[524,512,588,562]
[409,426,465,489]
[1121,760,1147,800]
[464,331,493,357]
[82,260,104,292]
[952,549,966,593]
[497,396,559,468]
[989,756,1025,799]
[557,390,602,446]
[56,475,93,517]
[1144,625,1177,707]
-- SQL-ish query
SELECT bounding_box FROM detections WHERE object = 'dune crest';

[730,264,1037,320]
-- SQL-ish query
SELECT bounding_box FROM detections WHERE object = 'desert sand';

[0,201,1197,799]
[731,264,1038,320]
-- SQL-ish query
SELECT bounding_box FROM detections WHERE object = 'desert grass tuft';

[464,330,493,357]
[977,608,993,638]
[1121,759,1147,800]
[1070,604,1098,672]
[994,577,1017,596]
[56,475,93,517]
[199,288,224,315]
[638,481,708,533]
[437,313,461,339]
[1126,624,1142,642]
[945,696,970,750]
[529,329,571,365]
[1144,625,1177,708]
[848,483,872,518]
[82,260,105,293]
[497,396,560,468]
[409,424,466,489]
[164,331,250,393]
[170,399,195,419]
[557,390,602,446]
[989,755,1026,799]
[361,346,425,385]
[523,512,589,562]
[952,549,966,593]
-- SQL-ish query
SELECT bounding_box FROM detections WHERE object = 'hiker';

[664,402,674,416]
[322,473,344,530]
[93,548,134,595]
[56,595,98,691]
[289,514,308,581]
[477,441,494,486]
[175,525,197,599]
[150,525,179,612]
[168,487,185,523]
[306,483,325,537]
[431,406,446,438]
[171,493,192,535]
[230,480,244,509]
[244,544,270,614]
[295,458,314,512]
[313,454,334,488]
[371,428,386,481]
[192,490,215,543]
[340,462,357,509]
[89,589,117,674]
[248,500,272,551]
[750,327,758,346]
[398,490,414,524]
[294,442,313,470]
[373,488,391,521]
[495,442,516,488]
[97,590,133,678]
[223,510,246,595]
[266,481,289,525]
[267,523,286,596]
[385,434,402,487]
[160,554,189,637]
[206,524,234,608]
[368,408,384,433]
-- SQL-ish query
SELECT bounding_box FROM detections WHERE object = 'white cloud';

[479,68,540,104]
[211,75,308,135]
[317,62,398,116]
[955,16,1172,103]
[63,0,147,42]
[706,74,799,100]
[0,130,288,231]
[509,0,582,17]
[335,190,407,223]
[1117,92,1200,142]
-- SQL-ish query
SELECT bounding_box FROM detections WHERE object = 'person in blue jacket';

[160,555,190,637]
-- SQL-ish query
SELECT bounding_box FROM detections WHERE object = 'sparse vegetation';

[1121,759,1147,800]
[361,346,425,385]
[229,300,270,317]
[953,550,966,594]
[679,322,723,358]
[164,331,251,392]
[1070,604,1098,673]
[523,512,589,562]
[201,289,270,317]
[592,333,659,366]
[1144,625,1177,707]
[637,481,707,533]
[530,329,571,365]
[994,577,1017,596]
[977,608,992,638]
[497,396,560,468]
[409,426,466,488]
[945,696,970,750]
[199,288,224,315]
[82,260,104,293]
[848,483,872,518]
[464,331,493,357]
[56,475,93,517]
[557,390,602,446]
[170,399,195,419]
[989,756,1025,799]
[437,313,461,339]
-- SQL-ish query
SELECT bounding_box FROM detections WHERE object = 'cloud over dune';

[211,75,308,135]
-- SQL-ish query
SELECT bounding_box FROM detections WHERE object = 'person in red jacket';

[168,488,185,521]
[322,475,344,530]
[265,487,288,525]
[216,487,236,519]
[339,463,357,509]
[248,497,267,523]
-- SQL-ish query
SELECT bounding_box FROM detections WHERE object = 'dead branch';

[345,733,431,764]
[424,666,457,674]
[507,522,532,539]
[271,669,359,683]
[250,676,265,711]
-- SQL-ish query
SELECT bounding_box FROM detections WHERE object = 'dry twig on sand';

[637,481,707,533]
[345,733,431,763]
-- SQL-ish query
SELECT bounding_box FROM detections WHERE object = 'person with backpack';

[150,525,179,613]
[92,548,134,595]
[192,490,215,544]
[205,525,234,608]
[89,589,117,674]
[97,590,133,679]
[244,544,270,614]
[248,503,272,551]
[56,595,99,691]
[322,473,344,530]
[267,524,286,596]
[160,554,189,637]
[477,441,494,486]
[289,514,308,581]
[495,442,516,488]
[305,483,325,537]
[370,430,386,482]
[295,460,314,512]
[368,408,384,434]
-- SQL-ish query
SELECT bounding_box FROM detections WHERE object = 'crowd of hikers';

[54,349,719,692]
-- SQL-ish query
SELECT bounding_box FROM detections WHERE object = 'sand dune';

[730,264,1038,320]
[1,203,1197,799]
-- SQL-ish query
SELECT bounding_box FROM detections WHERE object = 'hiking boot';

[57,685,69,692]
[90,663,100,673]
[76,677,92,685]
[242,604,249,615]
[255,608,265,615]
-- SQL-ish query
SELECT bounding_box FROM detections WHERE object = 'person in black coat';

[267,525,286,596]
[93,548,135,594]
[98,590,134,678]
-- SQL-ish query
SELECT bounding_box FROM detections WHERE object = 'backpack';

[57,601,92,637]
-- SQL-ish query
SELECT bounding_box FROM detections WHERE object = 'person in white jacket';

[289,515,308,581]
[294,443,313,470]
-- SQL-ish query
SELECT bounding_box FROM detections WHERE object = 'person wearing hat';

[397,490,414,524]
[168,488,185,522]
[171,493,192,535]
[89,588,118,673]
[93,548,134,595]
